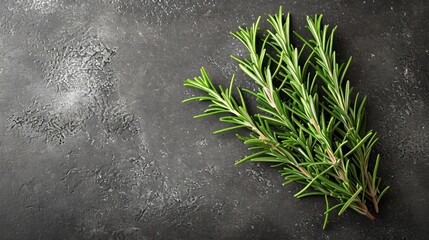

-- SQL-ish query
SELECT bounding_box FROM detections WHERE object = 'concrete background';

[0,0,427,239]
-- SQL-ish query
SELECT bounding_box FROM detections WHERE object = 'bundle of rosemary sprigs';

[183,7,389,228]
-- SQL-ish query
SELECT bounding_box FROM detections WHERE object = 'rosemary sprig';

[183,7,388,228]
[297,16,390,212]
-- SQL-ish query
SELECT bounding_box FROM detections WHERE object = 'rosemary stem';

[364,167,379,213]
[357,202,376,222]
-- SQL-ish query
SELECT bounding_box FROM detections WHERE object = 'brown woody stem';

[364,167,379,213]
[358,202,376,222]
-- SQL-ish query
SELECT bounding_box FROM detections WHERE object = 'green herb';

[183,7,389,228]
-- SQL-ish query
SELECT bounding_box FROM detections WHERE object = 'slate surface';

[0,0,427,239]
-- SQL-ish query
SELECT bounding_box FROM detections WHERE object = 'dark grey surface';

[0,0,427,239]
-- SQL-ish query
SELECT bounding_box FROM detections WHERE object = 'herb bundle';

[183,7,389,228]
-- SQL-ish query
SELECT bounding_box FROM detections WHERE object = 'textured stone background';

[0,0,427,239]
